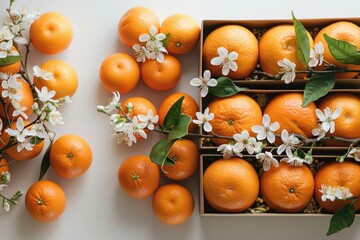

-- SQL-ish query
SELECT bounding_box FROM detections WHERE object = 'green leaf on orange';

[38,139,54,181]
[162,33,171,48]
[209,77,247,97]
[292,12,310,65]
[302,72,336,107]
[168,114,191,140]
[149,139,175,166]
[0,55,22,67]
[163,96,184,131]
[324,33,360,64]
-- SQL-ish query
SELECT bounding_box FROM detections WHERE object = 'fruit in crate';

[314,21,360,79]
[259,24,314,79]
[203,25,258,79]
[203,158,259,212]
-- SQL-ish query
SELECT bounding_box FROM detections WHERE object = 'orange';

[203,158,259,212]
[163,139,199,181]
[159,14,200,55]
[118,7,160,48]
[260,162,314,213]
[25,180,66,222]
[140,54,182,91]
[121,96,157,140]
[207,94,262,145]
[99,52,140,94]
[0,78,34,120]
[0,157,9,174]
[49,134,92,179]
[318,93,360,146]
[314,161,360,213]
[158,92,199,133]
[152,183,194,225]
[314,21,360,79]
[263,92,317,140]
[0,120,45,161]
[30,12,73,55]
[259,24,314,79]
[118,155,160,199]
[0,49,21,74]
[203,25,258,79]
[34,59,78,99]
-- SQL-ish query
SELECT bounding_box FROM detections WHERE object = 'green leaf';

[149,139,175,165]
[324,33,360,65]
[162,33,171,48]
[38,140,54,181]
[0,55,23,67]
[31,136,44,145]
[302,72,336,107]
[327,202,356,236]
[292,12,310,65]
[168,114,191,140]
[295,149,306,159]
[208,77,247,97]
[163,96,184,131]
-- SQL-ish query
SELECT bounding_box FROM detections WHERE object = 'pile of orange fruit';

[0,11,93,222]
[203,21,360,80]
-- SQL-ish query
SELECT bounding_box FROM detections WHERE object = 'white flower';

[315,107,342,134]
[251,114,280,143]
[309,42,324,67]
[35,86,58,104]
[130,116,147,139]
[33,65,54,80]
[278,58,296,84]
[276,129,300,156]
[0,26,14,41]
[48,110,64,126]
[9,24,27,45]
[137,109,159,131]
[348,148,360,162]
[0,40,18,58]
[319,185,353,202]
[192,107,214,132]
[3,199,10,212]
[98,91,121,114]
[280,155,306,166]
[233,130,261,155]
[217,143,236,159]
[4,117,36,142]
[16,138,34,152]
[139,25,166,47]
[152,45,168,63]
[210,47,238,76]
[1,74,22,101]
[133,44,150,62]
[256,151,279,171]
[190,70,217,97]
[31,123,48,139]
[12,105,28,119]
[312,124,326,141]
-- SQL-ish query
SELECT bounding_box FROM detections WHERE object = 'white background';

[0,0,360,239]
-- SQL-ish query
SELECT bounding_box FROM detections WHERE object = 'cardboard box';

[198,88,360,152]
[199,18,360,87]
[199,154,355,216]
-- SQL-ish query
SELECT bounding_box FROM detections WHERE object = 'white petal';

[332,107,342,119]
[315,108,326,121]
[190,77,202,87]
[277,144,286,155]
[210,57,223,66]
[321,122,331,133]
[207,78,218,87]
[263,160,271,171]
[252,125,264,134]
[256,131,267,141]
[217,47,228,57]
[222,64,230,76]
[267,132,276,144]
[200,86,209,97]
[204,122,212,132]
[228,51,238,61]
[203,70,211,80]
[228,61,238,72]
[285,148,293,158]
[139,34,150,42]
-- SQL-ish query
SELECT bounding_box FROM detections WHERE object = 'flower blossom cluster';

[319,185,353,202]
[0,4,72,213]
[133,25,168,63]
[97,91,159,147]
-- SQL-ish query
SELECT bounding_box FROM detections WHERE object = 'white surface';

[0,0,360,239]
